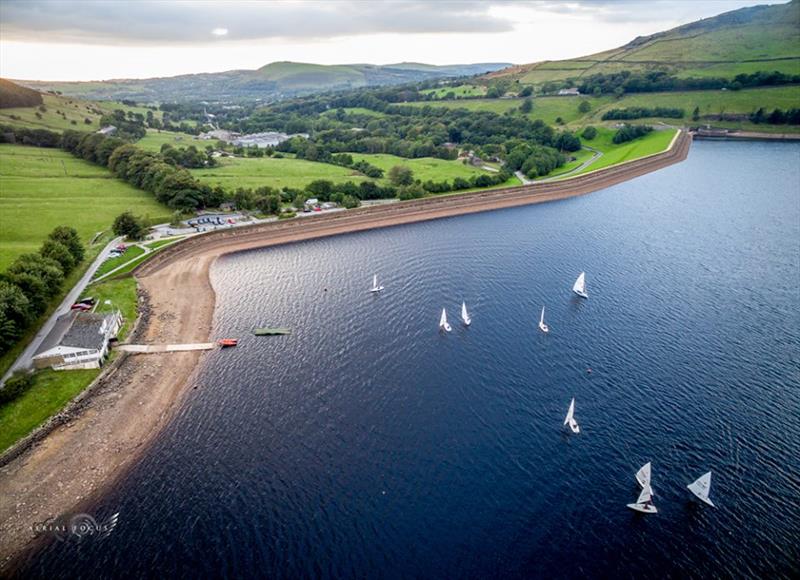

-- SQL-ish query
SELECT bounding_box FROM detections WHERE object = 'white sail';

[564,398,580,433]
[369,274,384,292]
[636,484,653,504]
[636,462,652,489]
[461,302,471,325]
[572,272,588,298]
[439,308,452,332]
[687,472,715,507]
[538,306,549,333]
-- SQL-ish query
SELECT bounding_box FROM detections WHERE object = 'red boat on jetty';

[217,339,238,348]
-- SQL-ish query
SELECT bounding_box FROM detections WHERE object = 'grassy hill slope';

[489,0,800,86]
[0,78,43,109]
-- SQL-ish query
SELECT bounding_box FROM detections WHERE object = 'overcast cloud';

[0,0,778,81]
[0,0,766,44]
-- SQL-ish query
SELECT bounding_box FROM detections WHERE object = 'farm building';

[557,88,581,96]
[32,310,122,371]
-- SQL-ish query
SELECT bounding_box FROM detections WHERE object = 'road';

[0,236,124,385]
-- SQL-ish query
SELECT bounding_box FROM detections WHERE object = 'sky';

[0,0,777,81]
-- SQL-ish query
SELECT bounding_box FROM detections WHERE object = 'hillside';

[488,0,800,86]
[17,61,511,103]
[0,78,43,109]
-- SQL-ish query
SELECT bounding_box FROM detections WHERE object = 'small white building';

[557,88,581,96]
[33,311,122,371]
[304,198,319,209]
[97,125,117,135]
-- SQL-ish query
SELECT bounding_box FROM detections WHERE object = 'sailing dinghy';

[538,306,549,333]
[687,472,715,507]
[369,274,384,293]
[564,398,580,433]
[572,272,588,299]
[627,484,658,514]
[439,308,452,332]
[461,302,471,326]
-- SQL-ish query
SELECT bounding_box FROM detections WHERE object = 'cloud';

[0,0,516,45]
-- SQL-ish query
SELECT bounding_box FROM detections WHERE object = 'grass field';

[190,156,373,191]
[406,95,614,125]
[349,153,493,183]
[136,129,204,152]
[0,93,161,133]
[0,368,101,453]
[420,84,487,99]
[568,127,677,176]
[0,144,171,270]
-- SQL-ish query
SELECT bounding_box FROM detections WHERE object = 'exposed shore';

[0,131,690,568]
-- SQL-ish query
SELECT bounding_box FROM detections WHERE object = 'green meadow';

[136,129,204,152]
[0,144,171,270]
[420,84,488,98]
[190,155,372,191]
[565,128,677,177]
[348,153,494,183]
[189,151,506,193]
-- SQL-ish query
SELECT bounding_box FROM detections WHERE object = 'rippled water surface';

[18,141,800,578]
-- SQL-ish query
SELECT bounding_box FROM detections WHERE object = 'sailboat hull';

[574,290,588,299]
[369,286,384,293]
[627,503,658,514]
[440,324,452,332]
[538,322,549,333]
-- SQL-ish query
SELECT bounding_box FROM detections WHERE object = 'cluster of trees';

[0,227,84,354]
[749,107,800,125]
[113,212,149,240]
[99,109,147,140]
[612,124,653,144]
[159,143,216,168]
[506,143,567,179]
[602,107,684,120]
[577,70,800,96]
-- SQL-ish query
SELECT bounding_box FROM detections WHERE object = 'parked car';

[70,303,92,311]
[78,297,95,305]
[115,244,127,252]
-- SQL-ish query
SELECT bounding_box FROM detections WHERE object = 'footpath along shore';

[0,130,691,568]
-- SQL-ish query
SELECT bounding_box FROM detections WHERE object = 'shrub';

[581,126,598,140]
[0,371,34,405]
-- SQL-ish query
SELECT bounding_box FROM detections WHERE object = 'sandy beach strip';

[0,130,690,568]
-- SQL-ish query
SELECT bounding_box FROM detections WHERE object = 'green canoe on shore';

[253,327,292,336]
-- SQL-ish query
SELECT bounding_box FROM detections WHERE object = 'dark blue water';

[16,141,800,578]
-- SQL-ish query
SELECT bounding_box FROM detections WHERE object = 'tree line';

[748,107,800,125]
[577,70,800,97]
[0,227,84,355]
[602,107,685,120]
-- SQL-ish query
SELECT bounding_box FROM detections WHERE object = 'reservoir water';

[16,141,800,578]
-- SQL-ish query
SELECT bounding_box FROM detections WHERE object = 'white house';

[557,87,581,96]
[33,311,122,371]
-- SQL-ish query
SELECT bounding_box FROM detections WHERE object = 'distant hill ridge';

[17,61,512,103]
[486,0,800,86]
